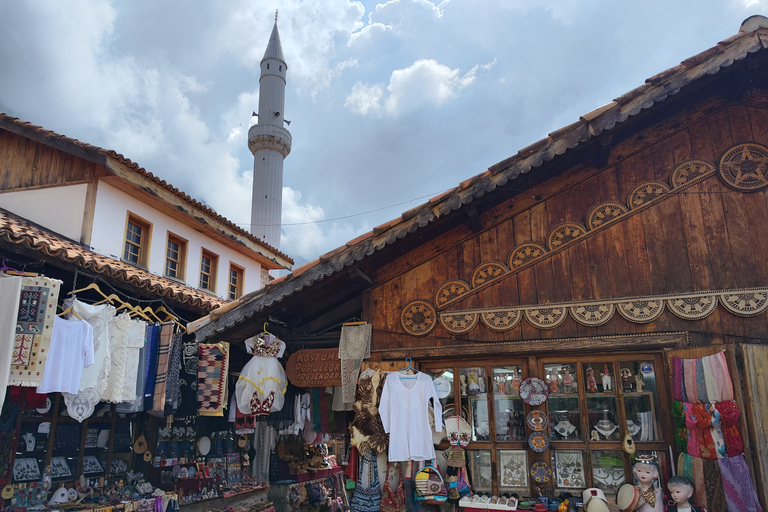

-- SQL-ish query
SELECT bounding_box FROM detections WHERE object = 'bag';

[404,461,430,512]
[381,462,407,512]
[349,449,381,512]
[414,459,447,505]
[445,466,471,501]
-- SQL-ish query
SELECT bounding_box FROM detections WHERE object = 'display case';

[497,449,527,492]
[468,449,493,494]
[492,365,524,442]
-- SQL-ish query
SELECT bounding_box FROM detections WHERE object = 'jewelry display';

[553,419,577,438]
[554,450,586,488]
[82,455,103,474]
[499,450,527,488]
[50,456,72,479]
[626,419,641,437]
[12,458,41,482]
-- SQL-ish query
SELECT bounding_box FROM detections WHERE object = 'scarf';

[703,458,726,511]
[718,454,764,512]
[694,359,708,403]
[149,323,174,414]
[683,403,701,458]
[692,403,715,459]
[671,357,687,401]
[163,332,183,415]
[684,359,698,404]
[142,324,161,411]
[671,401,687,453]
[715,401,743,457]
[639,487,656,508]
[708,351,734,401]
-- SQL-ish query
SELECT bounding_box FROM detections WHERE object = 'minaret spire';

[248,14,291,250]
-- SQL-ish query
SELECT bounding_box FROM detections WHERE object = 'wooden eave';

[190,17,768,343]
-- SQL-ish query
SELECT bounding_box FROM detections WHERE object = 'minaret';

[249,11,291,249]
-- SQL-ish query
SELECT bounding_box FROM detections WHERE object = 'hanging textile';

[150,323,174,415]
[0,401,19,485]
[718,454,764,512]
[198,342,230,416]
[349,369,388,456]
[702,458,726,511]
[142,324,161,410]
[266,383,299,431]
[174,335,198,422]
[37,317,94,395]
[339,323,371,404]
[235,334,286,416]
[164,331,183,415]
[115,326,148,413]
[9,276,62,387]
[0,276,22,410]
[103,312,146,403]
[62,299,116,422]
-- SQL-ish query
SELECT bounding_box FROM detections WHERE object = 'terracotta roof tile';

[0,208,226,312]
[346,231,374,247]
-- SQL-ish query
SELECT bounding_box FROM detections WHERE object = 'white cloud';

[345,58,493,117]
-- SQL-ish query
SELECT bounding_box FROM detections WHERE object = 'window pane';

[460,367,489,441]
[621,360,662,441]
[585,361,619,441]
[591,450,626,494]
[467,449,492,494]
[492,365,524,441]
[498,449,528,491]
[552,449,586,489]
[546,363,581,441]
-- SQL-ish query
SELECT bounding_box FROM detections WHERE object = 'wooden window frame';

[122,213,152,268]
[199,249,218,293]
[164,233,187,281]
[228,263,244,300]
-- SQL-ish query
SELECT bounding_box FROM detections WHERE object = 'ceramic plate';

[526,410,548,432]
[180,467,189,478]
[528,432,550,453]
[172,465,182,478]
[530,462,552,483]
[519,377,549,406]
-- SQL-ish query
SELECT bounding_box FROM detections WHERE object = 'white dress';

[235,339,287,416]
[102,313,146,402]
[379,372,442,461]
[37,316,94,394]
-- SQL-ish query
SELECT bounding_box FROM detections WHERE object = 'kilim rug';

[150,323,174,415]
[0,276,22,410]
[9,277,62,387]
[198,342,229,417]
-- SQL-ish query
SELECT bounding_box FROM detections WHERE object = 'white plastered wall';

[0,184,88,241]
[90,181,263,297]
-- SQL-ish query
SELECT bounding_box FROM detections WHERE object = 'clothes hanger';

[154,306,178,323]
[0,259,27,277]
[127,305,152,322]
[137,306,163,324]
[68,282,110,301]
[398,357,418,379]
[57,305,82,320]
[93,293,124,306]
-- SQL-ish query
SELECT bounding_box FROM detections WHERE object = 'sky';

[2,1,767,268]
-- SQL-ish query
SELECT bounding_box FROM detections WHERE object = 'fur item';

[349,369,389,454]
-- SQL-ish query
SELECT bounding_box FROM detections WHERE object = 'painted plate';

[188,466,196,478]
[528,432,550,453]
[519,377,549,406]
[180,467,189,479]
[172,465,182,478]
[526,410,548,432]
[530,462,552,483]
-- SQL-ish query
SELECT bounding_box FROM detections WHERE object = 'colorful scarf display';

[198,342,230,416]
[142,324,161,411]
[715,401,743,457]
[718,454,764,512]
[150,323,174,415]
[9,277,62,387]
[672,352,733,404]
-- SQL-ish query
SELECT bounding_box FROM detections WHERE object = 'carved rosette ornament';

[666,295,718,320]
[401,300,437,336]
[616,299,665,323]
[435,280,471,308]
[670,159,715,188]
[547,223,586,251]
[718,143,768,192]
[524,307,567,330]
[508,242,548,269]
[586,202,628,230]
[480,309,523,332]
[718,290,768,317]
[569,303,615,326]
[627,181,671,209]
[472,262,508,287]
[439,312,480,334]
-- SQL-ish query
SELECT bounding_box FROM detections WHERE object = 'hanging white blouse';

[379,372,442,462]
[235,338,287,416]
[102,312,146,403]
[37,316,94,394]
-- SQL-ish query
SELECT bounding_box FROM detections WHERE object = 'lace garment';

[63,300,115,422]
[235,349,287,416]
[339,323,371,403]
[102,313,146,403]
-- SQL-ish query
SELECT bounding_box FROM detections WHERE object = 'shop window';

[14,394,136,487]
[199,249,218,292]
[123,213,152,267]
[228,264,244,300]
[164,233,187,280]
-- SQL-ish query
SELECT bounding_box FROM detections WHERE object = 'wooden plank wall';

[0,129,96,190]
[740,343,768,506]
[370,99,768,352]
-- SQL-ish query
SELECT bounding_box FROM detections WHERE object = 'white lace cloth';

[63,300,115,422]
[339,323,371,403]
[102,312,146,403]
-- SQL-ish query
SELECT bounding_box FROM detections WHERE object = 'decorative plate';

[526,410,548,432]
[528,432,550,453]
[519,377,549,406]
[36,397,51,415]
[530,462,552,483]
[198,436,211,456]
[180,467,189,479]
[172,465,182,478]
[188,466,196,478]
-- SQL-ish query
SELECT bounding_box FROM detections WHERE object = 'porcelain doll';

[632,455,664,512]
[666,476,706,512]
[601,364,612,391]
[621,368,634,392]
[512,369,521,392]
[562,366,574,393]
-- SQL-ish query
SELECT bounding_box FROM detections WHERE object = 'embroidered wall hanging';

[198,342,230,417]
[9,277,62,387]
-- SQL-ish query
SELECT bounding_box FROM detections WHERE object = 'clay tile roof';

[190,16,768,341]
[0,113,293,266]
[0,208,226,312]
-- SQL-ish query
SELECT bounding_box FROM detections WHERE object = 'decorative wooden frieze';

[717,143,768,192]
[435,279,471,308]
[627,181,671,209]
[670,159,715,188]
[586,202,628,230]
[472,262,508,287]
[402,287,768,336]
[547,222,586,250]
[508,242,548,269]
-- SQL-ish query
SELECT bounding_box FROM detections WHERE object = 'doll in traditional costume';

[562,366,574,393]
[621,368,634,392]
[512,368,521,392]
[586,364,598,393]
[468,370,480,395]
[666,476,706,512]
[601,363,612,391]
[632,455,664,512]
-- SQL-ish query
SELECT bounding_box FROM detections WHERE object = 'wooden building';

[190,16,768,508]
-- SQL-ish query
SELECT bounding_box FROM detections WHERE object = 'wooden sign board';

[286,348,342,387]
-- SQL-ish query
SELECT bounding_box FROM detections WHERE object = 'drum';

[617,484,645,512]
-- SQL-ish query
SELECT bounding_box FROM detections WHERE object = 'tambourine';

[197,436,211,456]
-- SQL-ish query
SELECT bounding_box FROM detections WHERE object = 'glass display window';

[461,367,490,441]
[546,363,580,441]
[552,449,586,489]
[590,450,626,493]
[498,449,528,492]
[468,449,493,494]
[492,365,524,442]
[621,360,662,442]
